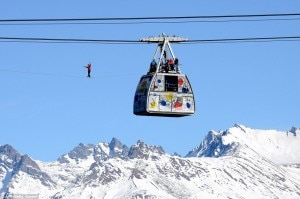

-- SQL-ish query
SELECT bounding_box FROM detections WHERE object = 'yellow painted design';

[166,93,174,101]
[150,101,157,109]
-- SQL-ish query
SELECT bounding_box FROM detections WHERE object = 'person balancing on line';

[84,63,92,78]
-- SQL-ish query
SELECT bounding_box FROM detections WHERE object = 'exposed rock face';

[128,140,165,160]
[185,130,236,158]
[108,137,129,158]
[290,127,299,136]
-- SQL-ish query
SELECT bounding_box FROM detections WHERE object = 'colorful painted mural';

[134,73,195,116]
[147,74,194,113]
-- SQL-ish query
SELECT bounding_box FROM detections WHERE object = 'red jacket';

[86,64,91,71]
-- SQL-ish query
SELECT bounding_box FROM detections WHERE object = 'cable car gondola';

[133,34,195,117]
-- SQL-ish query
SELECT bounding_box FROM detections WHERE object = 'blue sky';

[1,1,300,161]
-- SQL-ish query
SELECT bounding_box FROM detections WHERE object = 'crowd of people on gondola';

[149,57,180,73]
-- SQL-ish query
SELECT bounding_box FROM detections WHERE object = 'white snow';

[98,142,110,155]
[222,125,300,164]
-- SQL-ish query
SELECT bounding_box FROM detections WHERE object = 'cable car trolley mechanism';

[133,34,195,117]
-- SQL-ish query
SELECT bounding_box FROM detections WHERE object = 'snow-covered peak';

[0,145,22,165]
[185,130,236,158]
[58,143,95,164]
[128,140,165,160]
[187,125,300,164]
[109,137,122,151]
[108,138,129,158]
[58,138,130,165]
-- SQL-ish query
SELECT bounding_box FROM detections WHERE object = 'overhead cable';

[0,37,140,44]
[0,36,300,44]
[1,13,300,23]
[2,17,300,26]
[186,36,300,43]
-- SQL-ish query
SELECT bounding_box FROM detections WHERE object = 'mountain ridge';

[1,125,300,198]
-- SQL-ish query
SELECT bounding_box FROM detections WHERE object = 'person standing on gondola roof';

[149,59,157,73]
[174,58,179,73]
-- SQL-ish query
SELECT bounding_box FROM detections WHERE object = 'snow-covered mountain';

[1,125,300,199]
[186,124,300,164]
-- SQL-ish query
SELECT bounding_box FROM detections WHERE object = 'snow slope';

[186,124,300,164]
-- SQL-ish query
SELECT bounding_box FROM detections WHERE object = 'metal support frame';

[141,34,188,73]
